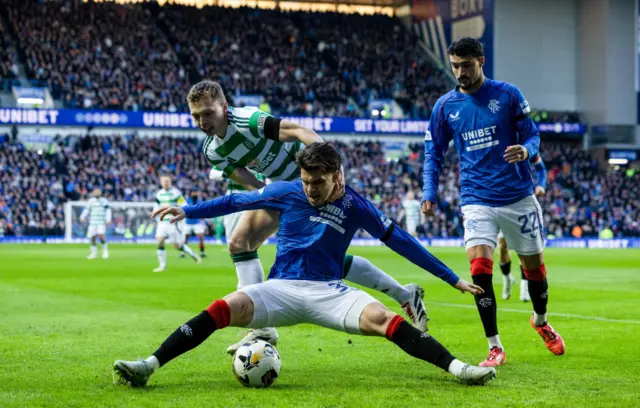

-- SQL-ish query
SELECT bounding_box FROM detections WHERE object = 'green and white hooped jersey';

[202,106,301,182]
[402,199,421,224]
[86,197,110,226]
[155,187,185,223]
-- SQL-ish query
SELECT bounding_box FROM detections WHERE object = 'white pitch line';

[430,302,640,325]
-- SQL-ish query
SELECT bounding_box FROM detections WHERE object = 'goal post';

[64,201,157,243]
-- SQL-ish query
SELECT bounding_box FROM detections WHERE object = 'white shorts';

[87,225,106,238]
[155,221,183,243]
[406,221,418,235]
[241,279,377,334]
[223,211,243,243]
[461,195,545,256]
[184,223,205,236]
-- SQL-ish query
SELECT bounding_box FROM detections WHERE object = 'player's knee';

[228,236,252,254]
[359,302,392,335]
[523,264,547,282]
[221,291,254,327]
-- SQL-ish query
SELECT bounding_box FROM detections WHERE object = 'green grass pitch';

[1,244,639,407]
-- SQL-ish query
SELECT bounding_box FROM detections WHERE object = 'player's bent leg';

[358,303,495,385]
[519,252,565,356]
[228,210,279,288]
[114,292,252,387]
[498,237,515,300]
[343,255,428,332]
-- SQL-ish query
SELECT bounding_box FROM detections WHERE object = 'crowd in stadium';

[1,134,637,238]
[1,0,447,118]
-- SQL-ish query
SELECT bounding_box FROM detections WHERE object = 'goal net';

[64,201,157,243]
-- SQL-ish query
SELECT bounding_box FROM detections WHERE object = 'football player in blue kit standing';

[113,142,496,387]
[422,38,565,367]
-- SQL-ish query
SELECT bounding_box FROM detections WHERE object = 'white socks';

[157,249,166,269]
[448,359,466,376]
[345,256,410,305]
[144,355,160,373]
[180,244,198,260]
[235,258,264,289]
[90,245,97,256]
[533,312,547,326]
[487,335,503,350]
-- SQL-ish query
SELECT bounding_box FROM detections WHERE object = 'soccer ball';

[232,340,281,388]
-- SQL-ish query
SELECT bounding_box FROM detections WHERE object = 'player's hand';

[454,279,484,295]
[421,200,435,216]
[504,145,529,164]
[534,186,546,197]
[151,206,186,223]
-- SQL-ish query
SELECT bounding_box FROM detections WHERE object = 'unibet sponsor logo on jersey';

[462,126,499,152]
[310,203,347,234]
[249,151,278,173]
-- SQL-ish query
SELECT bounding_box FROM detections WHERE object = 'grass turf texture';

[0,244,639,407]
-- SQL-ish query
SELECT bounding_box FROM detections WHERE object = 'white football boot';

[401,284,429,332]
[226,328,279,355]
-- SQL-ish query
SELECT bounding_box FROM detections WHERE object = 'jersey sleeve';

[183,181,295,220]
[206,152,237,177]
[175,189,186,206]
[351,190,459,285]
[422,98,452,203]
[508,85,540,159]
[248,109,275,139]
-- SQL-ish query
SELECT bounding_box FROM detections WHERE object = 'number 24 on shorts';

[518,211,540,238]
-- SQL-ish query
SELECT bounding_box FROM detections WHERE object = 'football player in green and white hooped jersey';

[80,188,112,259]
[183,80,428,354]
[153,176,201,273]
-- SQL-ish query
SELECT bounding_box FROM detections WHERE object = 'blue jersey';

[184,198,202,225]
[423,78,540,207]
[183,180,459,285]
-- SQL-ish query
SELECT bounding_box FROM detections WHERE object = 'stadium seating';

[1,1,448,118]
[1,134,637,238]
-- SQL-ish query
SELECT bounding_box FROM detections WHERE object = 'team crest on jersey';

[488,99,500,114]
[342,194,353,209]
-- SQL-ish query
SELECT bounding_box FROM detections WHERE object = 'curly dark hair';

[448,37,484,58]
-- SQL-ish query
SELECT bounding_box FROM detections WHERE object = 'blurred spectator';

[2,136,636,238]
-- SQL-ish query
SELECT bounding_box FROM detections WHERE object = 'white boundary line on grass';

[430,302,640,325]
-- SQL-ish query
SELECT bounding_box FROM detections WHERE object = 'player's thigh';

[194,224,206,236]
[239,280,306,329]
[461,204,500,252]
[87,226,97,238]
[155,222,171,239]
[497,195,545,256]
[231,209,279,248]
[304,281,378,335]
[406,221,418,236]
[224,211,244,243]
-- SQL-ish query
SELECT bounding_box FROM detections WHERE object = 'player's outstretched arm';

[353,192,482,294]
[276,120,323,146]
[154,182,294,221]
[228,167,266,191]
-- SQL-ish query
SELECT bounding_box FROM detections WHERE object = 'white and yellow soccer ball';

[232,340,281,388]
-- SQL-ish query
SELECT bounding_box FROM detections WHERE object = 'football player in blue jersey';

[498,154,547,302]
[113,142,496,387]
[422,38,565,367]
